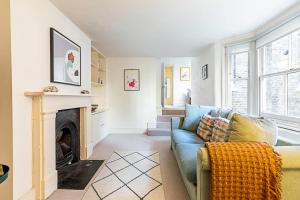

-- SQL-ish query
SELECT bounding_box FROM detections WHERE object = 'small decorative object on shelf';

[91,104,99,112]
[81,90,90,94]
[43,85,59,93]
[0,164,9,184]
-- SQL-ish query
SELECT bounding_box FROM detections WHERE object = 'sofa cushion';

[182,104,214,132]
[197,115,216,141]
[210,117,230,142]
[172,129,204,148]
[227,114,278,145]
[209,108,232,119]
[176,143,204,185]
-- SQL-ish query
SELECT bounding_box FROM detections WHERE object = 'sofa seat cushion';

[176,143,204,185]
[172,129,204,147]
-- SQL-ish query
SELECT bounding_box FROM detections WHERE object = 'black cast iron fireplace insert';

[56,108,104,190]
[56,108,80,170]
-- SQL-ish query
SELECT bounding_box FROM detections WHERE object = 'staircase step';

[156,115,183,122]
[147,122,171,129]
[147,128,171,136]
[162,108,185,116]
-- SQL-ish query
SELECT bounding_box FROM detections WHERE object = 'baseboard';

[87,143,94,158]
[44,170,57,198]
[18,188,35,200]
[93,133,108,147]
[109,128,147,134]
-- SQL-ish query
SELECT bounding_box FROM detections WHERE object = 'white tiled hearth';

[25,92,93,200]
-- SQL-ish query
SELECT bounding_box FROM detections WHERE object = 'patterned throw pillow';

[197,115,216,141]
[211,118,230,142]
[209,108,232,119]
[182,104,214,132]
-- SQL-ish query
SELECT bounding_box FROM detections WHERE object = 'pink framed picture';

[124,69,140,91]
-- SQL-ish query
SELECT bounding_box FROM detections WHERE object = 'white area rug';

[82,151,165,200]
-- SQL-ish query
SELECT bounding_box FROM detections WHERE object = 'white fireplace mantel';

[25,91,93,200]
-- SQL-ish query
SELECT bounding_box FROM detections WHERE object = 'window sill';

[259,113,300,144]
[278,127,300,144]
[261,113,300,125]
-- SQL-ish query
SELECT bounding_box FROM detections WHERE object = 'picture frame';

[124,69,140,91]
[180,67,191,81]
[50,28,81,86]
[202,64,208,80]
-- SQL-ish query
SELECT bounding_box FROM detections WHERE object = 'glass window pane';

[288,72,300,117]
[264,36,289,74]
[292,30,300,69]
[231,52,248,79]
[262,76,285,115]
[232,79,248,114]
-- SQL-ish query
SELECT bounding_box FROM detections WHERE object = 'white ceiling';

[51,0,299,57]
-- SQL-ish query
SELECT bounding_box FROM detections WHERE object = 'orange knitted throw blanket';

[206,142,282,200]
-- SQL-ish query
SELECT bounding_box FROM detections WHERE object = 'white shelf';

[92,82,105,87]
[91,109,108,115]
[25,91,92,97]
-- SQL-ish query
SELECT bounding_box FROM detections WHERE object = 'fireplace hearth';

[56,108,80,169]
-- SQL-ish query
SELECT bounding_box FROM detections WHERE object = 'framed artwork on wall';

[202,64,208,80]
[124,69,140,91]
[50,28,81,86]
[180,67,191,81]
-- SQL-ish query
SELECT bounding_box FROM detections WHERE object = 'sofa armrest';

[198,146,300,170]
[197,148,211,170]
[196,146,300,200]
[197,148,211,200]
[171,117,184,130]
[274,146,300,169]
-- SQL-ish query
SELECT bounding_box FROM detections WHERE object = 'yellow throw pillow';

[227,114,278,145]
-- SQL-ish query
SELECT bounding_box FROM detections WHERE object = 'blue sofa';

[171,116,202,200]
[170,115,300,200]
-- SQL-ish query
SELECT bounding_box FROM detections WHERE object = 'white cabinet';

[91,111,108,146]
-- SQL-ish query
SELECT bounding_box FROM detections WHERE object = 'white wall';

[107,58,160,134]
[10,0,91,199]
[191,44,222,106]
[161,58,192,107]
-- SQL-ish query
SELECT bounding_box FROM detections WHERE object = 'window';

[226,44,249,114]
[259,29,300,119]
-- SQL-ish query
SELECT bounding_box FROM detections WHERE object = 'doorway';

[163,66,173,106]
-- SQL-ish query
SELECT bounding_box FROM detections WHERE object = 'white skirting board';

[18,188,35,200]
[44,171,58,198]
[109,128,147,134]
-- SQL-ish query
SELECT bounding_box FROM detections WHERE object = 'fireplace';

[25,92,92,199]
[56,108,80,169]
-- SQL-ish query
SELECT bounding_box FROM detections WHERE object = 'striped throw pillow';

[210,117,230,142]
[197,115,216,141]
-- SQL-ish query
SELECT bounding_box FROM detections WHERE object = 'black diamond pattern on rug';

[82,151,165,200]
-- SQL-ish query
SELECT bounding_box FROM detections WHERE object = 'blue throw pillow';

[182,104,214,132]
